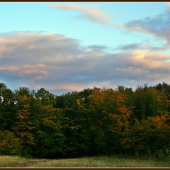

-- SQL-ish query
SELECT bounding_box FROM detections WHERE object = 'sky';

[1,2,170,95]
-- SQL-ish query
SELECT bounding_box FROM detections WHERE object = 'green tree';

[34,104,66,158]
[36,88,56,106]
[0,83,16,131]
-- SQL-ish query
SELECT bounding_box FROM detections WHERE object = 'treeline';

[0,82,170,158]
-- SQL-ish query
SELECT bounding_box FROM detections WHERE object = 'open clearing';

[0,155,170,167]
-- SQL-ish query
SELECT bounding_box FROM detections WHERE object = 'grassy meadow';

[0,154,170,167]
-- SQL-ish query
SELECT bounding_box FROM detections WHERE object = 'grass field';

[0,154,170,167]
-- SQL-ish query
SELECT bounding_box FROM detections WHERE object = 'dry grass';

[0,155,170,167]
[0,155,47,167]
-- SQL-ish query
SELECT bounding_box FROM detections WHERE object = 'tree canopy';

[0,82,170,158]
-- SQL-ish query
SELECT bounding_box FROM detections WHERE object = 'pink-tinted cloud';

[19,69,48,76]
[130,50,170,70]
[48,84,84,91]
[166,2,170,9]
[0,66,20,71]
[47,3,111,24]
[23,64,46,68]
[0,64,48,78]
[1,31,170,95]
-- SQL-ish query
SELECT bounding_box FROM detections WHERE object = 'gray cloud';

[122,11,170,46]
[111,8,170,55]
[87,45,108,51]
[117,43,141,51]
[116,42,167,52]
[1,32,170,95]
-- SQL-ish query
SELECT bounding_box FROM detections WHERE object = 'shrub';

[164,146,170,158]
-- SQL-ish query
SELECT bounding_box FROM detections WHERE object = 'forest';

[0,82,170,159]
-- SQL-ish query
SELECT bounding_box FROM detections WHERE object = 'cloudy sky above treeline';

[1,2,170,95]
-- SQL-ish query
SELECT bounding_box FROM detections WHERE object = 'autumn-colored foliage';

[0,130,22,155]
[0,82,170,158]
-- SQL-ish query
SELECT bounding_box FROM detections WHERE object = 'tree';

[0,83,16,131]
[121,113,170,154]
[34,104,66,158]
[0,130,22,156]
[36,88,56,106]
[82,87,132,155]
[12,93,35,157]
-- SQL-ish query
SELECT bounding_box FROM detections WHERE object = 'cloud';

[0,66,19,72]
[1,31,170,95]
[116,42,167,52]
[166,2,170,9]
[130,50,170,70]
[0,32,104,92]
[121,11,170,47]
[47,3,111,24]
[0,63,48,80]
[117,43,141,51]
[87,45,108,51]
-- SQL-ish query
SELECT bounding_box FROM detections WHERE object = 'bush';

[164,146,170,158]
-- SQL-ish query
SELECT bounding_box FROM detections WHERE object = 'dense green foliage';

[0,82,170,158]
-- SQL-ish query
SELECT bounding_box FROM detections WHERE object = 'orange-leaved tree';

[85,87,132,155]
[0,130,22,156]
[12,94,35,157]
